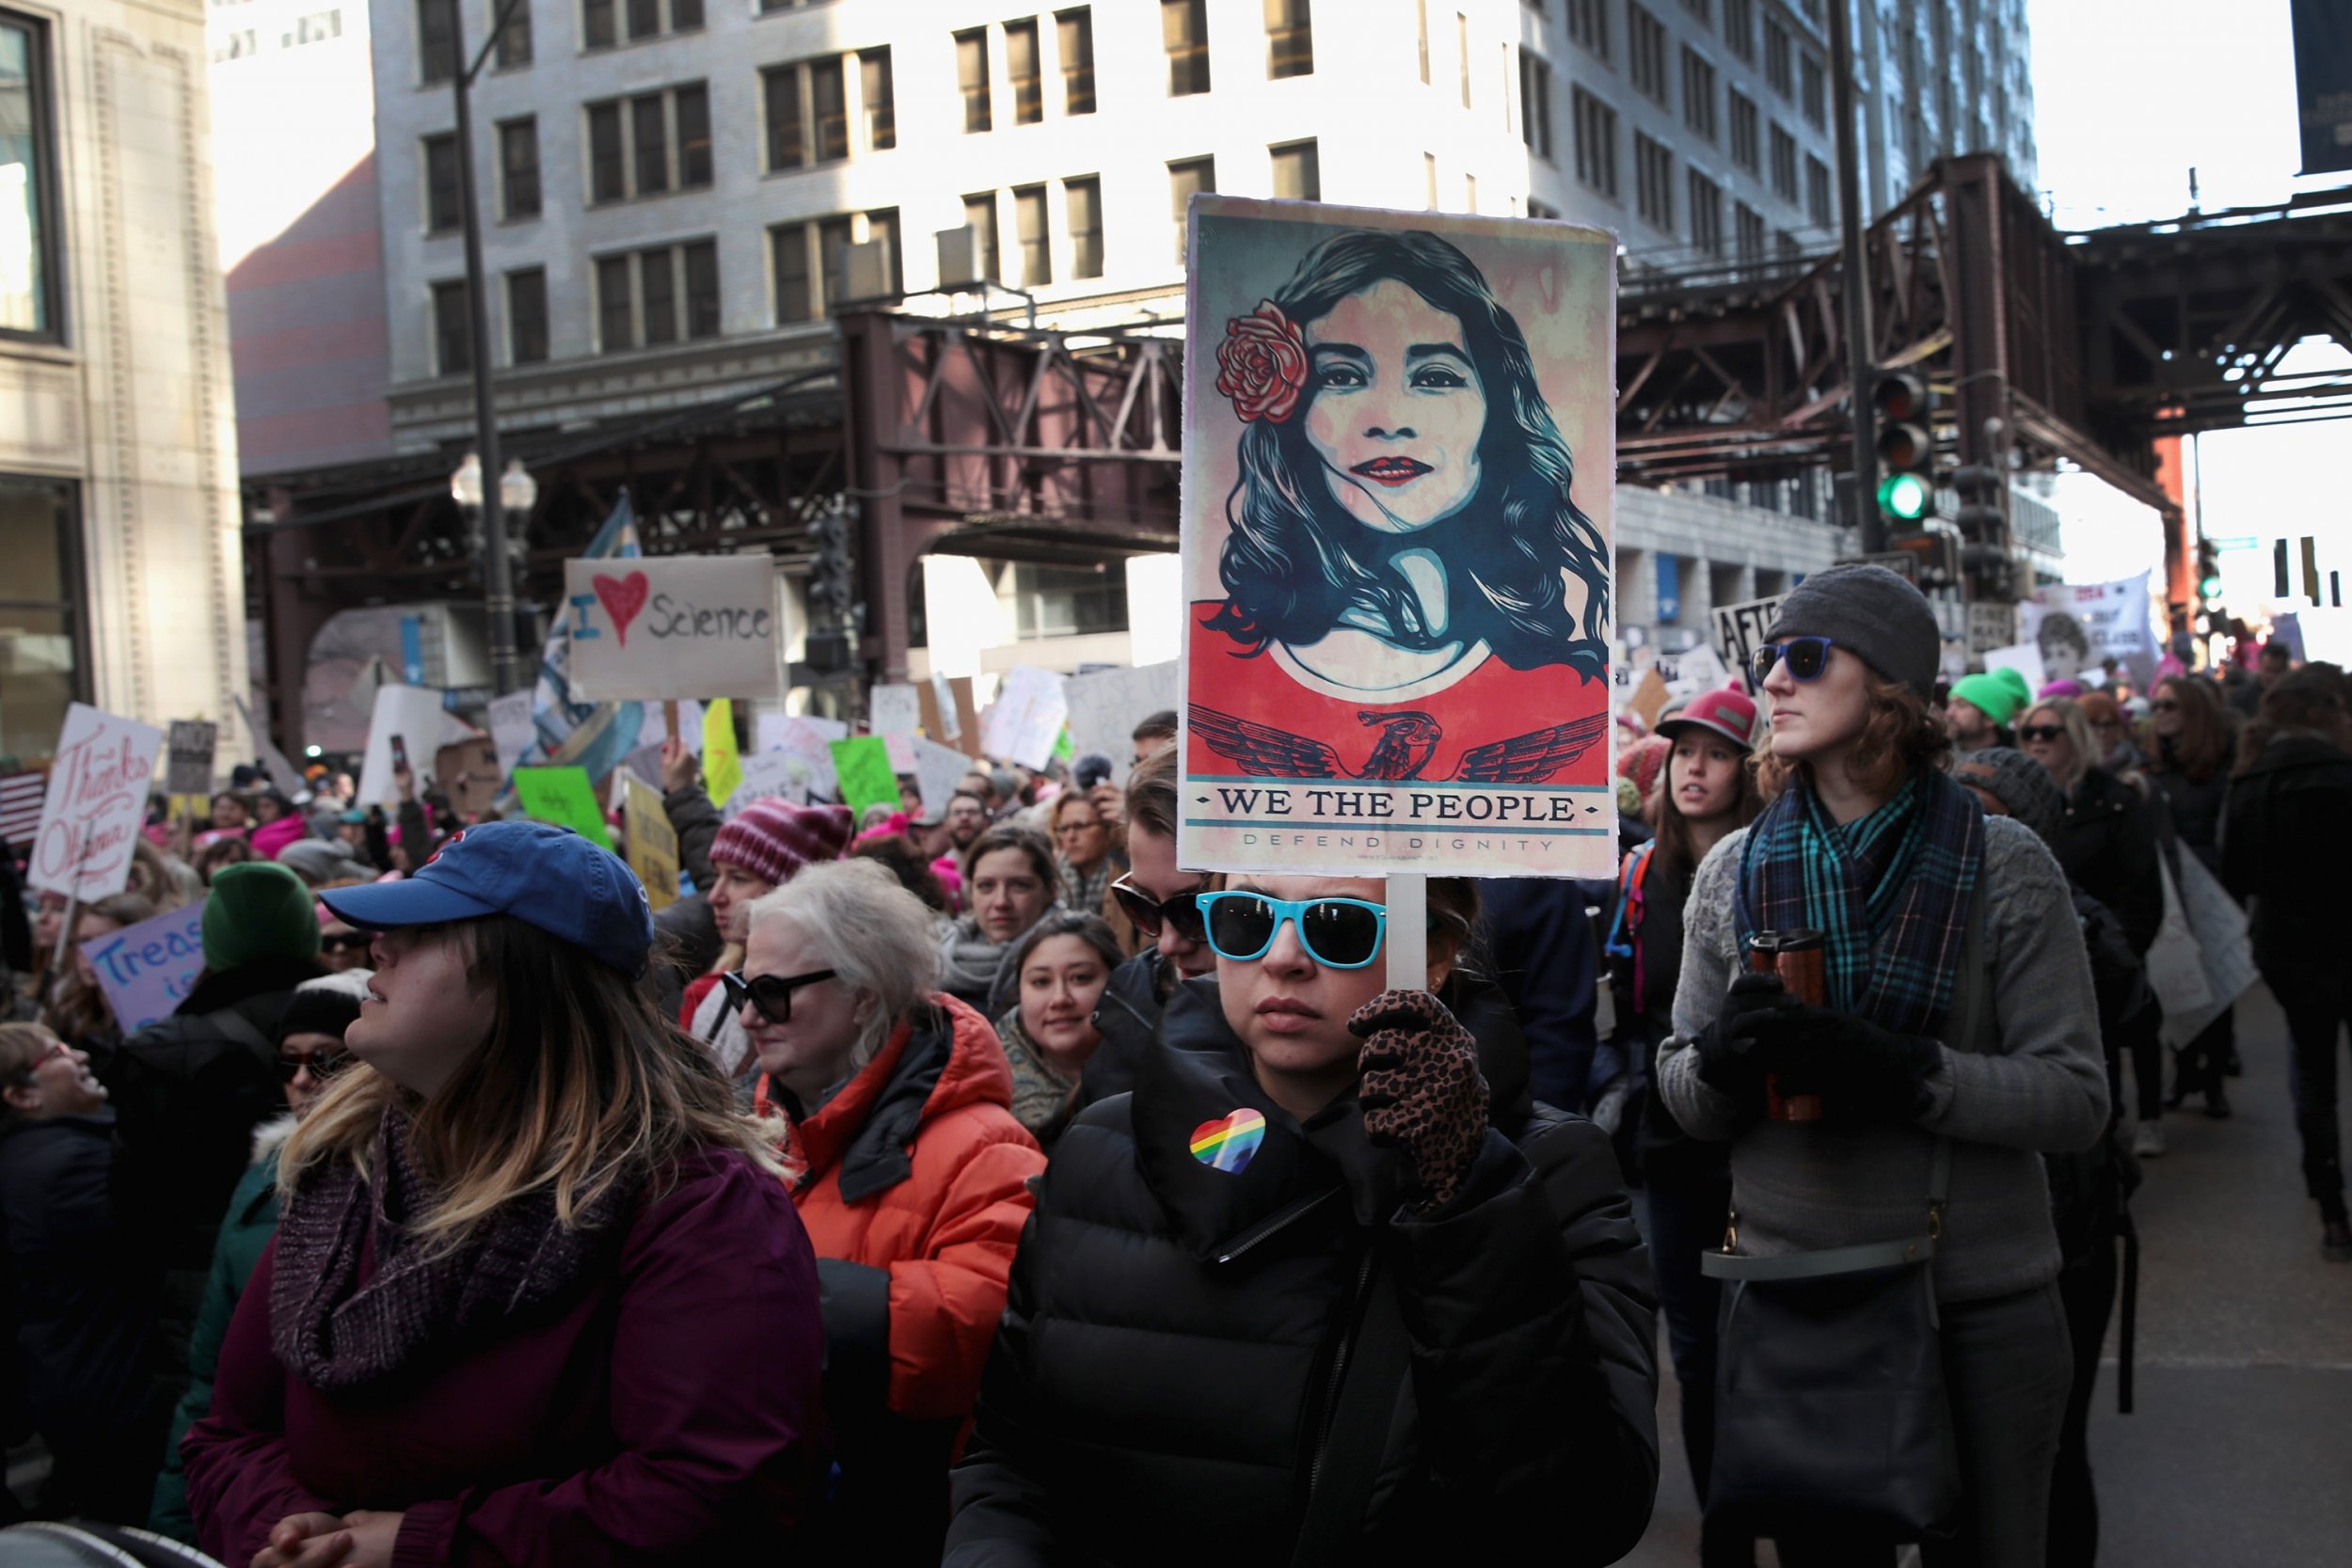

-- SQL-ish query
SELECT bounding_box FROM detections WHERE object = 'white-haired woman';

[737,861,1044,1560]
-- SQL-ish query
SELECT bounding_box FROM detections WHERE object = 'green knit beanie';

[1949,672,2024,727]
[202,861,322,973]
[1991,665,2033,711]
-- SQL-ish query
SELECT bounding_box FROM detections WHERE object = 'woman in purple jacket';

[183,820,826,1568]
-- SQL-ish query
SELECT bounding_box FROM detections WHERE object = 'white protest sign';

[562,555,784,701]
[82,897,209,1033]
[231,696,309,800]
[909,736,971,821]
[979,663,1069,769]
[356,685,473,806]
[929,673,961,740]
[1710,595,1787,693]
[1670,642,1731,695]
[486,690,536,781]
[1981,643,2047,695]
[1967,601,2019,657]
[25,704,166,901]
[1064,662,1179,785]
[2024,574,2158,689]
[732,717,839,812]
[870,684,921,737]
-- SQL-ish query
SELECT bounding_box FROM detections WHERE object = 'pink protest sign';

[25,703,167,902]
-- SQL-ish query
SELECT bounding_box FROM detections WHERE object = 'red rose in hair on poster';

[1215,301,1310,423]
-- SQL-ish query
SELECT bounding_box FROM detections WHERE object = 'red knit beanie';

[710,800,855,887]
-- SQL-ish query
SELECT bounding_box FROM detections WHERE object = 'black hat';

[1765,564,1942,703]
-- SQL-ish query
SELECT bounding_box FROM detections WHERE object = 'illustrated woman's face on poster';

[1301,279,1488,534]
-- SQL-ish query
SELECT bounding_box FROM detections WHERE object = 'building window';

[1456,10,1470,106]
[418,0,455,84]
[1723,0,1752,61]
[1628,5,1668,105]
[1520,52,1553,161]
[1566,0,1608,60]
[422,133,461,233]
[862,48,896,150]
[507,267,548,363]
[1006,19,1042,123]
[962,193,1001,284]
[1416,0,1429,82]
[1735,199,1764,261]
[1680,0,1709,21]
[1729,90,1757,172]
[498,118,540,219]
[1764,13,1790,97]
[592,0,696,46]
[1528,197,1560,218]
[1634,131,1672,231]
[586,84,710,201]
[763,66,803,169]
[1801,52,1824,128]
[582,0,614,51]
[772,224,813,321]
[1688,169,1723,254]
[1572,87,1617,198]
[0,477,86,761]
[0,14,57,338]
[432,277,471,374]
[596,239,720,351]
[807,56,846,163]
[955,28,992,131]
[1011,562,1129,640]
[1266,0,1312,78]
[1012,183,1051,286]
[1805,153,1831,226]
[1770,121,1797,201]
[1681,47,1715,140]
[1066,175,1103,277]
[771,209,898,321]
[1168,155,1213,261]
[1058,8,1096,113]
[1164,0,1210,96]
[494,0,532,68]
[1270,138,1319,200]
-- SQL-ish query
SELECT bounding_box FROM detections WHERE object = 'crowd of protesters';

[0,588,2344,1565]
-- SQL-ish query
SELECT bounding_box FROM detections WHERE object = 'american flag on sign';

[0,770,46,852]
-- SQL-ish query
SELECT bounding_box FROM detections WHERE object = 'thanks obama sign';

[563,556,787,702]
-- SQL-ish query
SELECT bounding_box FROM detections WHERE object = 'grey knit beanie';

[1954,747,2063,845]
[1765,563,1942,703]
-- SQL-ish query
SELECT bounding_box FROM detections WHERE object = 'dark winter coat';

[944,979,1658,1567]
[1476,876,1601,1114]
[2050,767,2165,955]
[1069,949,1171,1114]
[2221,732,2352,971]
[2044,893,2151,1264]
[663,781,723,892]
[2146,744,2229,875]
[183,1148,826,1567]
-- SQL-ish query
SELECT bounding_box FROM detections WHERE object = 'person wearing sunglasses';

[1655,564,2108,1565]
[149,976,366,1544]
[183,821,826,1568]
[947,871,1659,1564]
[735,860,1042,1560]
[2142,674,2241,1113]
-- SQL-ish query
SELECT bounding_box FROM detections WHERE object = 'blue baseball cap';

[319,819,654,977]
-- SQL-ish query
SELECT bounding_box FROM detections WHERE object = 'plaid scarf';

[1737,767,1983,1037]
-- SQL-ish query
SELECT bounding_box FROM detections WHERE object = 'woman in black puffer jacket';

[946,874,1658,1568]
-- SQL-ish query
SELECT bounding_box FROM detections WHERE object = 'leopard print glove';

[1349,989,1490,1212]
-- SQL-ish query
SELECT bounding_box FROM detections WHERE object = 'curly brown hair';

[1753,668,1952,803]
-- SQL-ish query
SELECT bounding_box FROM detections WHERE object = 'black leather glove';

[1744,1004,1945,1124]
[1692,972,1801,1108]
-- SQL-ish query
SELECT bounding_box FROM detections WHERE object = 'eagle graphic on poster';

[1189,705,1608,784]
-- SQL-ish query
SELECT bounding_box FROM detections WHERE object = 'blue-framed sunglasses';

[1752,635,1838,686]
[1197,892,1389,970]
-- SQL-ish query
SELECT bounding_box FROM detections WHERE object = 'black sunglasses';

[2018,724,2067,743]
[2150,700,2179,713]
[1751,636,1837,686]
[1110,877,1206,942]
[277,1046,349,1083]
[722,968,840,1026]
[319,932,372,955]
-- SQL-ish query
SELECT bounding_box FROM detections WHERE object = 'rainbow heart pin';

[1189,1108,1267,1174]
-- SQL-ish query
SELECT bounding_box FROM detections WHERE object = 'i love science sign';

[562,556,787,702]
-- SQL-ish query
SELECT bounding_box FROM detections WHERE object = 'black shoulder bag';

[1698,887,1988,1544]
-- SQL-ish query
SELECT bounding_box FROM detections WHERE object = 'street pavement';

[1621,981,2351,1567]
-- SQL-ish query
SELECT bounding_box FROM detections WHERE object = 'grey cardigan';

[1655,815,2109,1303]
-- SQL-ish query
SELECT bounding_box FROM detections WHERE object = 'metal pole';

[452,4,522,694]
[1829,0,1880,553]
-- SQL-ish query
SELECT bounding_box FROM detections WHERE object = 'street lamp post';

[448,0,531,694]
[453,453,537,675]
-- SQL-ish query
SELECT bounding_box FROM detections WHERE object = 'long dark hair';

[1206,229,1609,676]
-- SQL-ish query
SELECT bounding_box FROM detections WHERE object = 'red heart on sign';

[594,571,651,648]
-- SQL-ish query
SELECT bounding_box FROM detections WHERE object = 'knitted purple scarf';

[270,1109,636,1392]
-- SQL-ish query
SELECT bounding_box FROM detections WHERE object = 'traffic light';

[808,509,854,619]
[2196,539,2222,606]
[1952,464,2006,546]
[1873,371,1934,524]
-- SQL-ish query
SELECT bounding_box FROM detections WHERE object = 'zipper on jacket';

[1214,1186,1341,1264]
[1303,1245,1380,1500]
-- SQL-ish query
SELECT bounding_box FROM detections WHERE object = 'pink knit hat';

[710,799,854,886]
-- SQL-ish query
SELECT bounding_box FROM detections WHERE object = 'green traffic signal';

[2199,575,2223,601]
[1877,472,1934,522]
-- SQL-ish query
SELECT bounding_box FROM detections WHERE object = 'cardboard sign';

[24,704,167,902]
[1065,662,1179,785]
[232,696,310,801]
[434,738,503,818]
[703,699,743,808]
[82,898,209,1034]
[1710,595,1788,693]
[356,686,472,806]
[1628,669,1674,729]
[930,673,962,740]
[1966,602,2019,657]
[729,750,813,814]
[908,736,971,821]
[831,736,901,816]
[166,721,217,798]
[622,775,679,909]
[512,767,613,851]
[562,556,783,701]
[949,677,981,756]
[979,663,1069,770]
[870,684,921,737]
[1178,197,1617,878]
[486,690,536,781]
